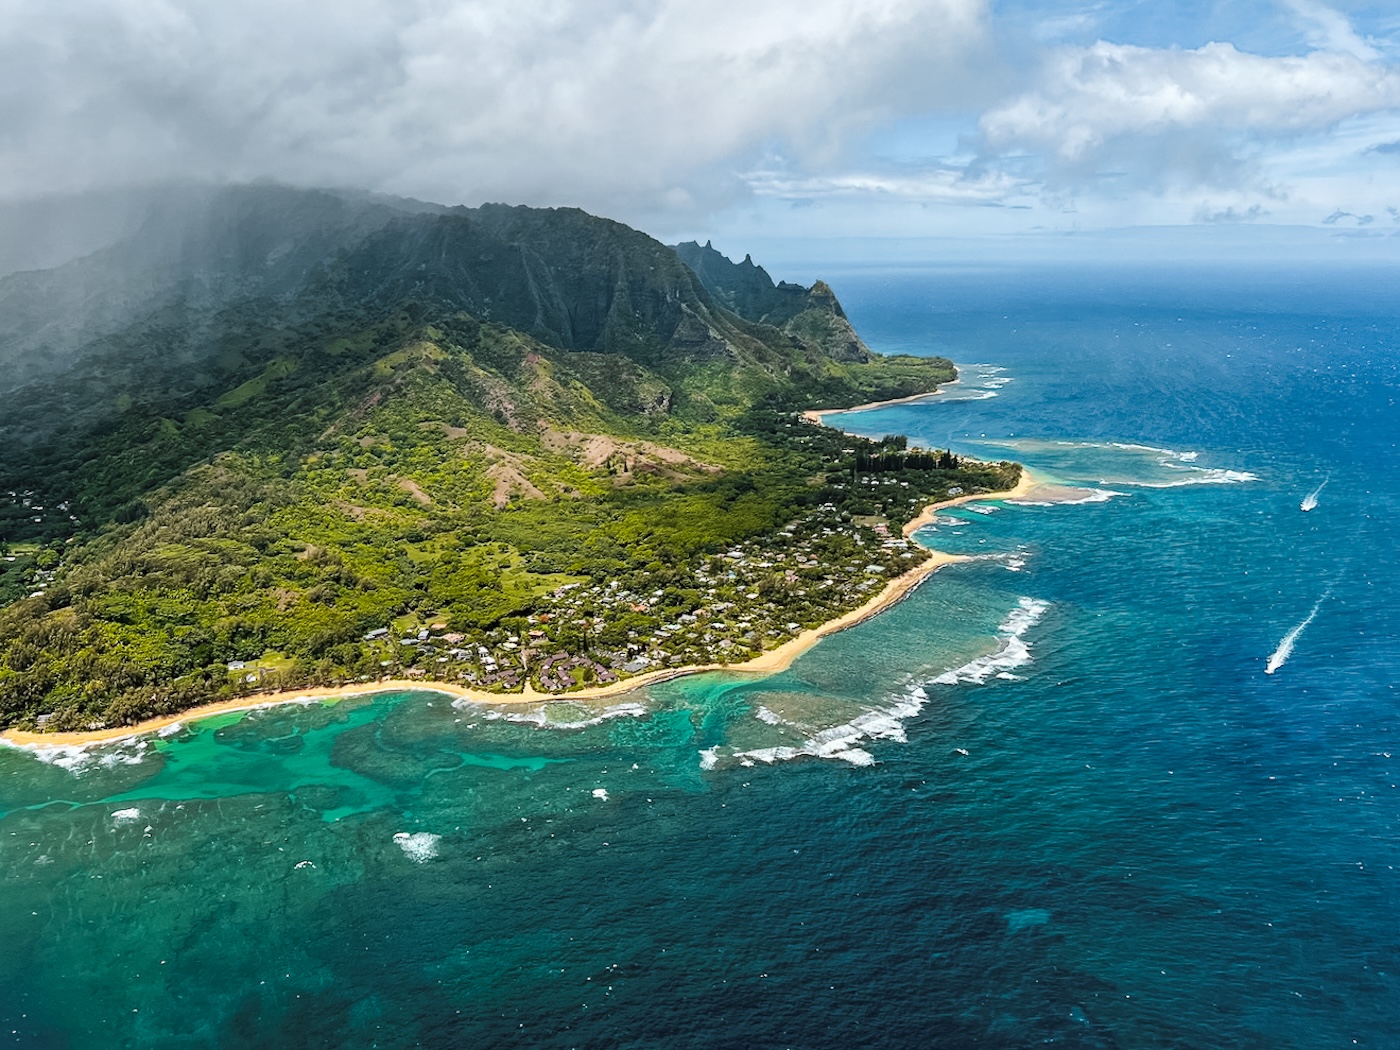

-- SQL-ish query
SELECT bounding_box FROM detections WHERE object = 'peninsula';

[0,186,1020,736]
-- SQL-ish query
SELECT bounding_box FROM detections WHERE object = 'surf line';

[1265,591,1330,675]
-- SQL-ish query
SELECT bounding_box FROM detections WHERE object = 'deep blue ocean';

[2,263,1397,1048]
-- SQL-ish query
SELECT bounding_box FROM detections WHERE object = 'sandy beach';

[901,467,1042,537]
[800,386,949,425]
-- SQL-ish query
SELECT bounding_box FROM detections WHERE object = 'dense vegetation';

[0,188,1015,731]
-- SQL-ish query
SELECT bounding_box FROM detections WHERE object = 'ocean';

[2,262,1397,1048]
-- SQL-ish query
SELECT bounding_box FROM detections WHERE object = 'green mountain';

[0,186,1013,731]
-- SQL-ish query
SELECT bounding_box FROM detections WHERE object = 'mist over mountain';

[0,185,892,452]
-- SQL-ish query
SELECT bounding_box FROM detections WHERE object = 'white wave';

[1029,441,1253,488]
[731,691,928,769]
[711,598,1048,772]
[591,788,609,801]
[932,597,1050,686]
[1110,442,1178,456]
[393,831,441,863]
[455,698,648,730]
[754,705,784,725]
[1133,469,1259,487]
[111,807,141,824]
[1265,596,1327,675]
[1055,488,1126,505]
[940,389,999,401]
[24,738,150,774]
[739,738,876,767]
[1006,488,1125,507]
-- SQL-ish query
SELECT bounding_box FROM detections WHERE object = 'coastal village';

[341,500,931,695]
[299,417,1020,698]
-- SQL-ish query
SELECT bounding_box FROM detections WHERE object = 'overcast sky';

[4,0,1400,251]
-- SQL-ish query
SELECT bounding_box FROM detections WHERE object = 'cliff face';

[332,207,741,367]
[673,240,873,363]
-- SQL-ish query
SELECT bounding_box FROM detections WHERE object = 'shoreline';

[901,467,1042,537]
[1,549,971,750]
[2,388,1032,752]
[799,386,950,425]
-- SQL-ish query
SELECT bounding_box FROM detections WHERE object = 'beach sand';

[801,387,948,425]
[901,468,1042,537]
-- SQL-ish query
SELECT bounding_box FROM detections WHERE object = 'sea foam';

[732,701,921,769]
[725,597,1050,769]
[455,699,648,730]
[393,832,442,863]
[932,597,1050,686]
[24,738,150,774]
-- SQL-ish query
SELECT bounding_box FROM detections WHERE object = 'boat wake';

[1300,477,1328,512]
[1265,593,1329,674]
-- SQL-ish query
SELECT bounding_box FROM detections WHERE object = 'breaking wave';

[716,597,1050,770]
[932,597,1050,686]
[454,699,648,730]
[1134,468,1259,487]
[22,738,151,774]
[1007,486,1127,507]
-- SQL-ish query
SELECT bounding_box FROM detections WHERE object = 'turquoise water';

[3,263,1398,1047]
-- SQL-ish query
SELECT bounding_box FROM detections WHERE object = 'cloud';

[1283,0,1381,62]
[0,0,990,227]
[1194,203,1270,224]
[1322,208,1374,225]
[979,39,1400,186]
[742,164,1026,205]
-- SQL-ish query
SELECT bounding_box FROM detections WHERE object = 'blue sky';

[4,1,1399,254]
[715,0,1400,248]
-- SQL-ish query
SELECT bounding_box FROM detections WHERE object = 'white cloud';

[980,39,1400,172]
[1283,0,1381,62]
[743,165,1026,205]
[0,0,990,228]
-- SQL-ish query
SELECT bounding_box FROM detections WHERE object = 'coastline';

[799,386,949,425]
[0,549,972,750]
[3,388,1034,751]
[901,467,1041,537]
